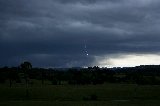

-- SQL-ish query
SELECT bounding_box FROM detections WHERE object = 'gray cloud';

[1,0,160,67]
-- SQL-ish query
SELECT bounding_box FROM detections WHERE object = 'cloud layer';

[1,0,160,67]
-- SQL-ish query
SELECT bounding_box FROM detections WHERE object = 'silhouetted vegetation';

[1,63,160,86]
[1,62,160,106]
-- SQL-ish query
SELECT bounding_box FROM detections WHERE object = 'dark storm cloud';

[1,0,160,67]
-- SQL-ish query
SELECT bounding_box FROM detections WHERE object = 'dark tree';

[20,61,32,98]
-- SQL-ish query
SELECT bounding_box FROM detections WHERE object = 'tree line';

[1,62,160,86]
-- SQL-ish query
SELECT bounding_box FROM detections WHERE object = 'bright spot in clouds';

[97,54,160,68]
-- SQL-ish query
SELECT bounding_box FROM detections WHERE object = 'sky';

[1,0,160,68]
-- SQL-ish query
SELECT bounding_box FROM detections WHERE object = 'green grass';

[0,83,160,105]
[0,100,160,106]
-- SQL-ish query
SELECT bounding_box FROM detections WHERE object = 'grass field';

[0,83,160,106]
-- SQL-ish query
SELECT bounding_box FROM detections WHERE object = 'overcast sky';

[1,0,160,68]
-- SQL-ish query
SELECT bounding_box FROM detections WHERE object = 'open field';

[0,83,160,106]
[0,100,160,106]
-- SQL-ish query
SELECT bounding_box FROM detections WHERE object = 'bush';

[90,94,98,100]
[52,79,58,85]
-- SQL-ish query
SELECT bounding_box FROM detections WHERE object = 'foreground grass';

[0,100,160,106]
[0,83,160,105]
